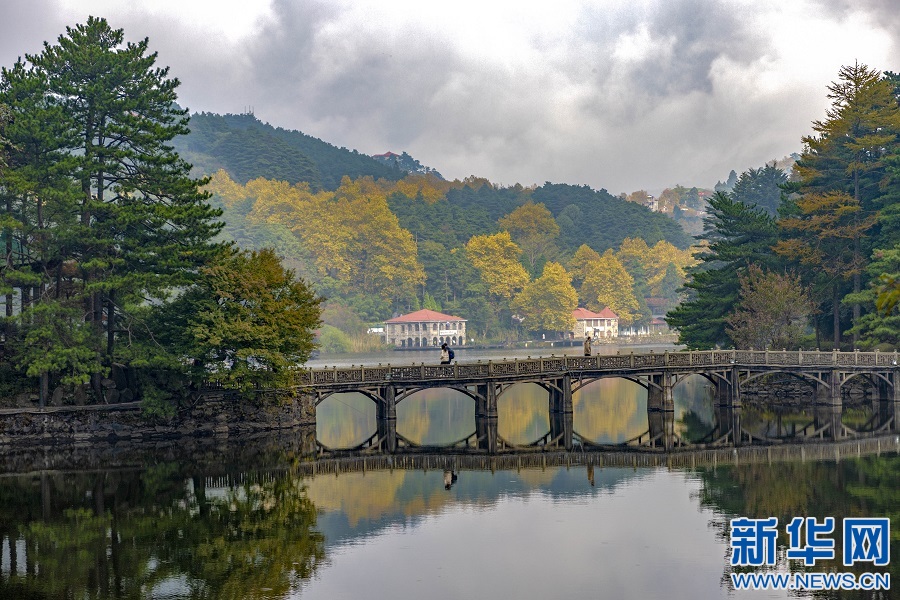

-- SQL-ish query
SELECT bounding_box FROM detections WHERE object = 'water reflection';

[5,367,897,599]
[316,392,375,448]
[0,435,897,599]
[397,388,475,446]
[0,466,324,600]
[574,378,648,443]
[497,383,548,445]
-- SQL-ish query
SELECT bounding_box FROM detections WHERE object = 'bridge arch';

[741,369,826,389]
[672,371,721,388]
[315,388,383,407]
[493,382,550,445]
[842,371,893,389]
[395,387,478,447]
[571,373,653,394]
[395,385,481,404]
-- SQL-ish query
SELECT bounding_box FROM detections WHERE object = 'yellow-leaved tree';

[644,240,696,296]
[465,231,530,300]
[581,250,640,325]
[512,262,578,334]
[205,173,426,311]
[568,244,602,293]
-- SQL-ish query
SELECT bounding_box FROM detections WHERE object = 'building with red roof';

[384,309,468,348]
[572,307,619,339]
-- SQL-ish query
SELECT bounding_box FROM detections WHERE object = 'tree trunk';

[4,195,12,336]
[106,290,115,357]
[833,283,841,350]
[40,372,48,408]
[815,314,821,350]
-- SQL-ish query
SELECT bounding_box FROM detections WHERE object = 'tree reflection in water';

[0,466,324,599]
[697,453,900,595]
[0,430,897,599]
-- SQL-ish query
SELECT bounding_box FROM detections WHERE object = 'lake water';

[0,347,897,599]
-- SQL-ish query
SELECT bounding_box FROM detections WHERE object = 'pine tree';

[730,163,788,216]
[1,17,223,397]
[789,63,900,346]
[666,192,778,349]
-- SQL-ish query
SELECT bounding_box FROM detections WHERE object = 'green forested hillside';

[173,110,697,345]
[387,181,691,252]
[174,112,402,190]
[531,183,691,252]
[205,172,699,347]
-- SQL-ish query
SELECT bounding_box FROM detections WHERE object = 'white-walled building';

[384,309,467,348]
[572,307,619,339]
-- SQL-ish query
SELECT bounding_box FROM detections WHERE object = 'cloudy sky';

[2,0,899,194]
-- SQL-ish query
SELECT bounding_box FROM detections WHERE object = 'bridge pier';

[714,404,741,445]
[475,383,498,419]
[714,368,742,444]
[549,412,574,451]
[549,375,573,414]
[475,417,498,453]
[714,368,742,405]
[647,408,675,450]
[815,370,842,405]
[376,385,397,421]
[814,370,843,438]
[880,371,900,432]
[880,371,900,403]
[647,373,674,412]
[377,418,398,453]
[647,373,675,450]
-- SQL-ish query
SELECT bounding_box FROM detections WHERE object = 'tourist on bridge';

[583,335,592,357]
[440,343,454,365]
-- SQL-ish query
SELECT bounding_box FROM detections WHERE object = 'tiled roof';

[572,307,619,320]
[385,309,466,323]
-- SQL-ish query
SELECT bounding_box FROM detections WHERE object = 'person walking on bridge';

[583,335,592,357]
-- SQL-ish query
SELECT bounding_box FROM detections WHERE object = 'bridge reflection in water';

[309,349,900,454]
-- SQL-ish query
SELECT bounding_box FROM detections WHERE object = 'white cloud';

[3,0,900,194]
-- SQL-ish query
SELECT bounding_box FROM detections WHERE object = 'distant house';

[649,317,669,334]
[572,307,619,339]
[645,296,671,317]
[384,309,468,348]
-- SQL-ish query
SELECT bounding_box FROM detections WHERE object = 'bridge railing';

[293,349,899,387]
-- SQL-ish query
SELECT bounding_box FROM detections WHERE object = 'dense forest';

[172,105,695,351]
[669,65,900,352]
[173,111,404,191]
[169,108,699,352]
[205,171,697,350]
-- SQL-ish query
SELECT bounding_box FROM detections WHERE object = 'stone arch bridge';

[290,349,900,452]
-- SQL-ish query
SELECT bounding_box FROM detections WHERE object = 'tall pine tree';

[666,192,778,349]
[785,63,900,347]
[1,17,222,398]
